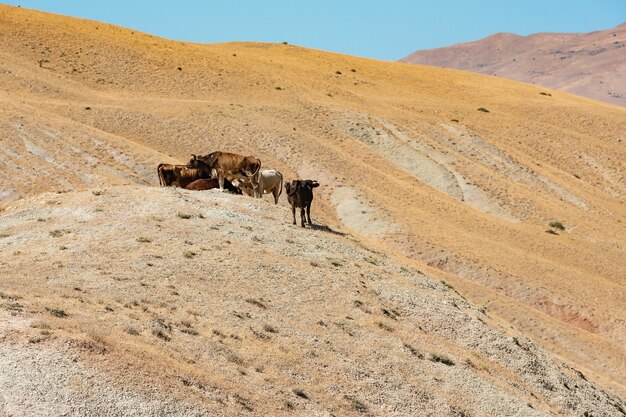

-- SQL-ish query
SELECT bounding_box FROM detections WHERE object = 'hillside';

[401,23,626,107]
[0,5,625,414]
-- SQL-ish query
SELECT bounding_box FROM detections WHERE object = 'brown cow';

[285,179,319,227]
[157,163,184,187]
[158,156,213,188]
[195,152,261,192]
[184,178,242,194]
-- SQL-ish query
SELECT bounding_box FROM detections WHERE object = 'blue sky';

[4,1,625,60]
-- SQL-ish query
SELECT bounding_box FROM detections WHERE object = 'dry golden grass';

[0,4,624,414]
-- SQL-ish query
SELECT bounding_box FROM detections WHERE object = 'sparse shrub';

[429,352,455,366]
[263,324,278,333]
[363,257,377,265]
[183,251,196,259]
[245,298,267,309]
[293,388,309,399]
[477,107,490,113]
[403,343,424,358]
[549,221,565,231]
[441,280,454,290]
[152,328,170,341]
[45,307,67,317]
[545,229,558,235]
[0,232,9,238]
[275,86,283,90]
[539,92,552,96]
[4,302,23,312]
[450,119,459,123]
[353,300,363,308]
[59,245,68,250]
[49,229,64,238]
[136,237,151,243]
[381,308,398,320]
[335,70,342,75]
[177,212,193,219]
[227,353,245,365]
[284,400,295,410]
[180,327,199,335]
[375,321,394,332]
[124,326,140,335]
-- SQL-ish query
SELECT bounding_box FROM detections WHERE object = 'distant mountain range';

[401,23,626,107]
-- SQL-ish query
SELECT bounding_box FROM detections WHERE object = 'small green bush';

[549,221,565,231]
[429,352,455,366]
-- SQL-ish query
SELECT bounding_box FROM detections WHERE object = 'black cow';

[285,179,319,227]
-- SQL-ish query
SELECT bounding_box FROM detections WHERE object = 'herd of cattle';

[157,151,320,227]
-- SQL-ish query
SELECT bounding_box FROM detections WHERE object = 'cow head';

[285,180,300,196]
[242,156,261,177]
[186,154,201,169]
[304,180,320,189]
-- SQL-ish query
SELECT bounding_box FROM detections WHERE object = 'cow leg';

[291,204,297,225]
[273,187,279,204]
[306,203,312,225]
[218,174,225,191]
[300,207,306,228]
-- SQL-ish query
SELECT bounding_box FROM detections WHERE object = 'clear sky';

[3,1,625,60]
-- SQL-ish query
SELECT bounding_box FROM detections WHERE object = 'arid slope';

[401,23,626,107]
[0,4,625,409]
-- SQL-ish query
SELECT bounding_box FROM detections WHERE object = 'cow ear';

[191,154,196,160]
[311,181,320,188]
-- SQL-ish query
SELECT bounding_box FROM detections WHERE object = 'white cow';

[235,169,284,204]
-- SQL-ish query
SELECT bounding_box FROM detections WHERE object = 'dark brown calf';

[285,179,319,227]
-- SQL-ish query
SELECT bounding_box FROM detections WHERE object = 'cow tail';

[252,159,261,178]
[157,164,164,186]
[278,171,283,198]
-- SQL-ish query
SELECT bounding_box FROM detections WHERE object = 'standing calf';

[285,179,319,227]
[236,169,283,204]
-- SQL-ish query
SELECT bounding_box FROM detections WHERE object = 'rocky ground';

[1,185,624,416]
